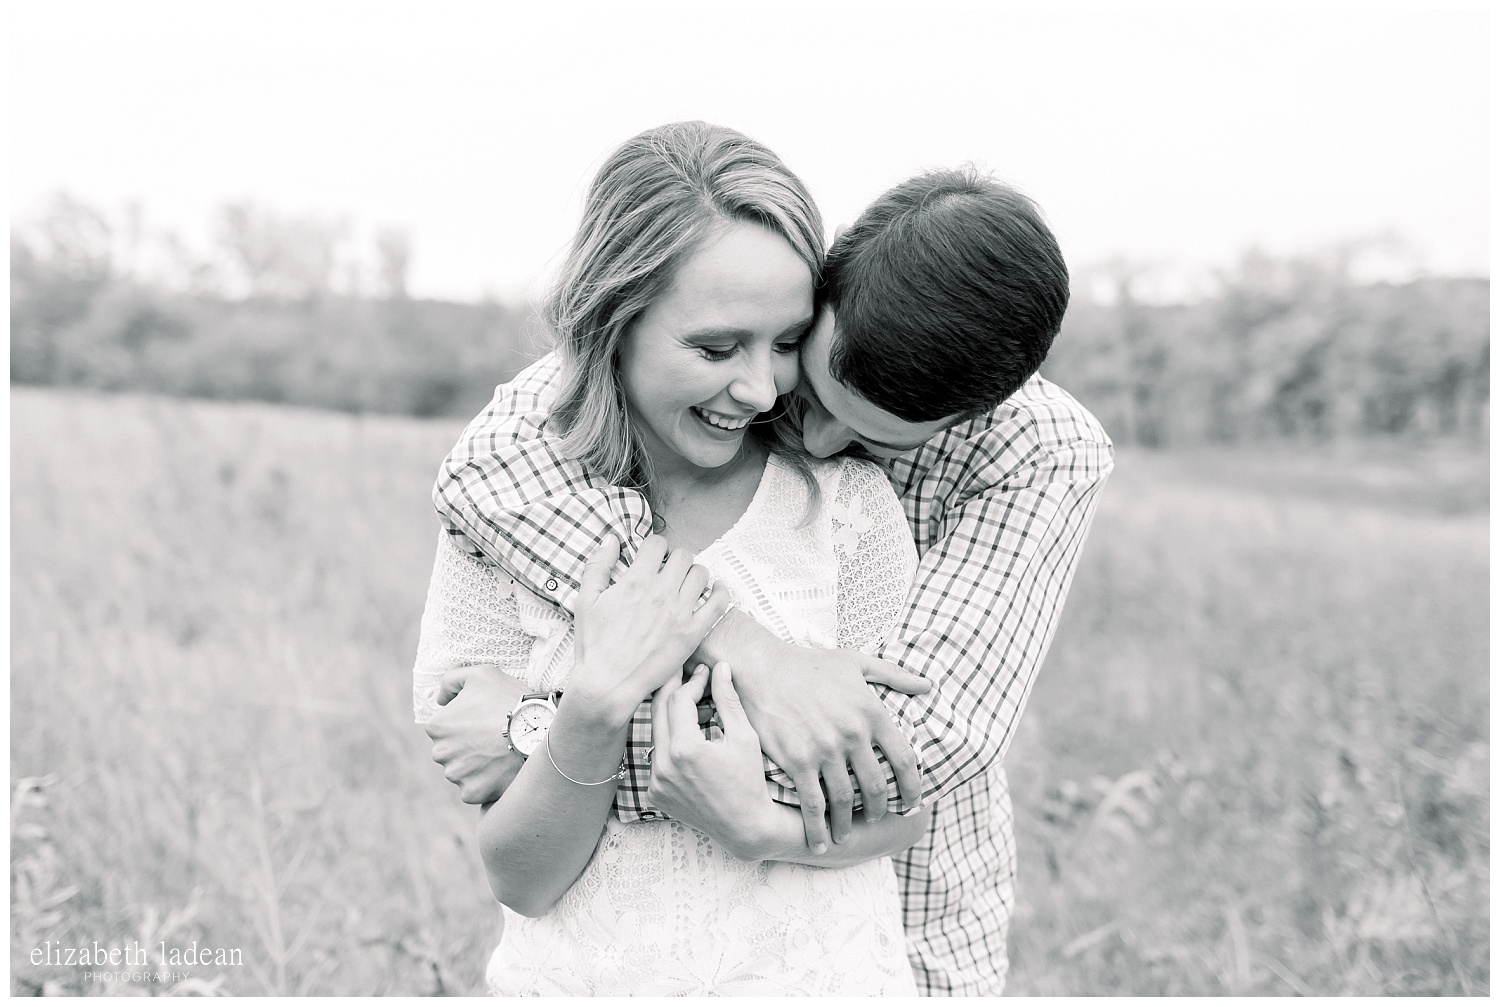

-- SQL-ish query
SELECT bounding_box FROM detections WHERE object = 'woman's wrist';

[543,704,629,778]
[558,664,647,730]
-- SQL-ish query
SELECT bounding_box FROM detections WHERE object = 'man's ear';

[832,223,849,242]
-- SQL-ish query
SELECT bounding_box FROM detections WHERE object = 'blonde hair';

[545,121,823,496]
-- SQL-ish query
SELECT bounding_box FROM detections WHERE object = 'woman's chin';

[674,433,751,472]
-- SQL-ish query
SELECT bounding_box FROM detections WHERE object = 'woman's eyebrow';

[681,327,754,341]
[779,315,816,339]
[681,317,815,341]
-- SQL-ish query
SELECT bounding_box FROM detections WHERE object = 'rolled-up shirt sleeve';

[877,445,1112,805]
[433,354,654,614]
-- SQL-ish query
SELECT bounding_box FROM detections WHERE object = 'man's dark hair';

[819,166,1069,422]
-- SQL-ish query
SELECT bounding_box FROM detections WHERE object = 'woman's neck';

[646,440,771,553]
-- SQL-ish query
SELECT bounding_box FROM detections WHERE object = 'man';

[425,166,1113,994]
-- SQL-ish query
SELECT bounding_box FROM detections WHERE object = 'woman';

[412,121,926,995]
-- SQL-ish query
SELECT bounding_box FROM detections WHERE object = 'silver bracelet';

[544,732,626,786]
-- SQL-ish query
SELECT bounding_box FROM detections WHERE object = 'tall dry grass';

[10,388,1488,994]
[11,388,497,995]
[1006,444,1488,995]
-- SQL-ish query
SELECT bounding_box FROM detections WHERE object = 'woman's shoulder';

[765,452,902,518]
[767,450,886,482]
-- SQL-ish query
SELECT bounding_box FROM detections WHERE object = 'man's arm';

[433,353,654,613]
[425,665,527,804]
[645,661,932,866]
[709,423,1114,846]
[880,456,1111,801]
[431,359,930,825]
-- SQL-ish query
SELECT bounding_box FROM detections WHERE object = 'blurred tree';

[215,202,349,300]
[376,227,413,300]
[1044,249,1488,445]
[12,194,1486,438]
[32,192,114,283]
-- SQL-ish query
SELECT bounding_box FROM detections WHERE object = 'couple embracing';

[413,120,1113,996]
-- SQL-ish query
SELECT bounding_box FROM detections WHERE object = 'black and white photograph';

[9,3,1489,996]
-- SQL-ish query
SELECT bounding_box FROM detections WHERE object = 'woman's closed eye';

[695,330,804,362]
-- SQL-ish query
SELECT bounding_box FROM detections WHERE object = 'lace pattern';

[412,454,919,995]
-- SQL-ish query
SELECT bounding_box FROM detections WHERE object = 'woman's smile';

[690,406,755,433]
[619,218,813,478]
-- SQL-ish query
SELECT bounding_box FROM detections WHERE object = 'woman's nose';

[730,354,779,413]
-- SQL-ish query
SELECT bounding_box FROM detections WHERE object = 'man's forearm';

[878,472,1113,804]
[431,355,655,617]
[743,804,931,867]
[687,608,922,815]
[691,606,772,677]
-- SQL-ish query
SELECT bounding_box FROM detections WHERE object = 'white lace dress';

[413,454,919,996]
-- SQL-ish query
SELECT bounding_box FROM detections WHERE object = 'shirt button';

[545,578,559,593]
[641,812,656,821]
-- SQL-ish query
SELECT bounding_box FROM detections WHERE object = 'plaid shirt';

[434,353,1113,995]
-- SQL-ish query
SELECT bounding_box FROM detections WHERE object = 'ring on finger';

[691,574,716,612]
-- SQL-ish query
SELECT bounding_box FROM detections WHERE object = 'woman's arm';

[647,662,928,866]
[476,697,633,916]
[478,536,733,916]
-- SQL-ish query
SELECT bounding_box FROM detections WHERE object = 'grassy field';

[10,387,1488,995]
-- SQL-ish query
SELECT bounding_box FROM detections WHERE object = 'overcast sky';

[10,3,1490,301]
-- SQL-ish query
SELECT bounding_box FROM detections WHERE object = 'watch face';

[508,698,555,757]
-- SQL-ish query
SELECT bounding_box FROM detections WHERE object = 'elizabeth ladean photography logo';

[32,939,243,977]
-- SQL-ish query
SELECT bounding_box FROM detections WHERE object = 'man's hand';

[424,665,527,804]
[707,610,929,852]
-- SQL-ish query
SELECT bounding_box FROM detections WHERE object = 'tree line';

[11,195,1489,442]
[1048,255,1487,445]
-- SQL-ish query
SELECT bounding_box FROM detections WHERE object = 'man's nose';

[801,411,854,458]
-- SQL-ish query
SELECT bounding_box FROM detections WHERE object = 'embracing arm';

[430,361,930,825]
[703,421,1115,849]
[417,528,732,916]
[876,440,1113,802]
[744,803,931,868]
[646,662,930,866]
[475,537,732,916]
[433,353,653,613]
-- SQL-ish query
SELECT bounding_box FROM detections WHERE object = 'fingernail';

[813,842,827,855]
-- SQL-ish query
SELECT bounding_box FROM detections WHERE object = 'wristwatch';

[504,691,562,758]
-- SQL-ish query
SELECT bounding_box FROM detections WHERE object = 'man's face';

[796,308,964,459]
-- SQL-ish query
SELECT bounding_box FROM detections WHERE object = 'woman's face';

[619,220,814,479]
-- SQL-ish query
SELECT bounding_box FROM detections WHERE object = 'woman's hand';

[648,662,783,860]
[565,535,733,727]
